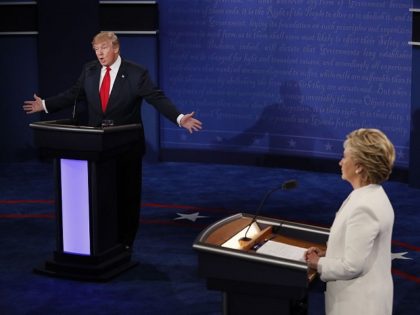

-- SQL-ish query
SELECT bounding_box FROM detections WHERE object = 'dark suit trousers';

[116,145,142,247]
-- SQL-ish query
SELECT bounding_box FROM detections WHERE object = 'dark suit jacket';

[46,59,181,128]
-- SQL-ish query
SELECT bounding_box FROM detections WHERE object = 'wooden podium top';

[204,216,326,249]
[194,214,329,282]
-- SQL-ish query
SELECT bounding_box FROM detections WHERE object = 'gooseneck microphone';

[72,86,82,123]
[240,179,298,242]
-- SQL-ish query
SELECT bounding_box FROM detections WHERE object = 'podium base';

[209,278,307,315]
[33,247,139,282]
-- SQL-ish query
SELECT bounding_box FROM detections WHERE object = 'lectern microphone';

[239,179,298,242]
[72,85,82,123]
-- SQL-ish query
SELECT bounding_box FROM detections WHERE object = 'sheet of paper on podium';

[256,240,306,262]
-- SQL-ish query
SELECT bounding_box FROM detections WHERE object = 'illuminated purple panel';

[60,159,90,255]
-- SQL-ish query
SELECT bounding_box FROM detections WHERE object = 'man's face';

[93,40,119,66]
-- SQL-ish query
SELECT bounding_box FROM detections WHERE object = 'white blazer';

[318,184,394,315]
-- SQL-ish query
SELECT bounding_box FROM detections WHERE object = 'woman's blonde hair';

[344,128,395,184]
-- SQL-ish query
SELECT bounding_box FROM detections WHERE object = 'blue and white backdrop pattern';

[159,0,411,167]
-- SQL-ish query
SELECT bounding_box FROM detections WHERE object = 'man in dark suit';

[23,31,202,250]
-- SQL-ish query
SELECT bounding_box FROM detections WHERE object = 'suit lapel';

[86,63,102,112]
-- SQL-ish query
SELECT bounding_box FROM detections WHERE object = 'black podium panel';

[31,119,142,160]
[30,119,142,281]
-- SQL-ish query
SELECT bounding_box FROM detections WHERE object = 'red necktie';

[100,66,111,112]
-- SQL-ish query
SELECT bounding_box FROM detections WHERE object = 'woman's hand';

[305,247,325,270]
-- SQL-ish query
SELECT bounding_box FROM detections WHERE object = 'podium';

[193,213,329,315]
[30,119,142,281]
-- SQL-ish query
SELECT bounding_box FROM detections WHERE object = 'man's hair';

[92,31,120,48]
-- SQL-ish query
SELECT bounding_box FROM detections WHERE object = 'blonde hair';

[91,31,120,49]
[344,128,395,184]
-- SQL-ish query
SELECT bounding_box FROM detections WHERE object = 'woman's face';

[339,147,360,187]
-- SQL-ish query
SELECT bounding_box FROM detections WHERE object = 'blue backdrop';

[158,0,412,167]
[0,35,38,162]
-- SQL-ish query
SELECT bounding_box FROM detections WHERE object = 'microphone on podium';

[72,86,82,123]
[239,179,298,243]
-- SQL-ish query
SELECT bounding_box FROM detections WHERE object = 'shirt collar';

[102,55,121,72]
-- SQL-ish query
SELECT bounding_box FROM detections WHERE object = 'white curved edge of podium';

[193,241,308,271]
[29,120,141,134]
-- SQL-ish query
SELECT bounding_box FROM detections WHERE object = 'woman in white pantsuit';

[306,128,395,315]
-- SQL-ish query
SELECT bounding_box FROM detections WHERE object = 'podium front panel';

[60,159,91,255]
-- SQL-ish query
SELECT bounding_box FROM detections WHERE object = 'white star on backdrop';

[391,252,412,261]
[216,136,224,143]
[288,139,296,147]
[174,212,208,222]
